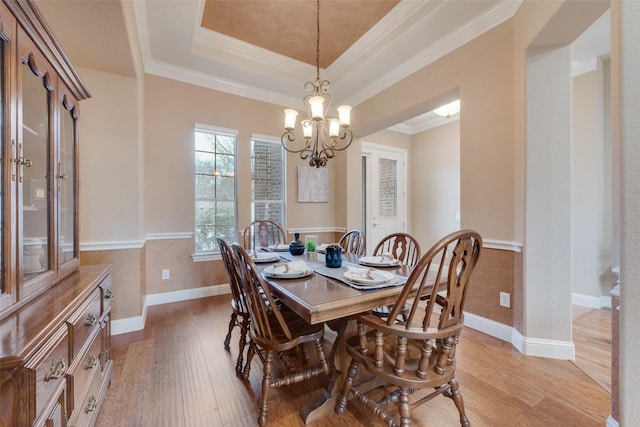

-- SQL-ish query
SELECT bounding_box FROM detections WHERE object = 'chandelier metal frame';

[281,0,353,168]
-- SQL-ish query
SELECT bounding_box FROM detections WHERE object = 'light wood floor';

[95,295,611,427]
[572,305,612,392]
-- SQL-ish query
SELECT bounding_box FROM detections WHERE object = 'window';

[194,124,237,253]
[250,135,285,226]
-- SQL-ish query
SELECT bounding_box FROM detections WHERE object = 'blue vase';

[325,244,342,268]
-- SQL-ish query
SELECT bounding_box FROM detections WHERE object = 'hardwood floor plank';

[96,295,611,427]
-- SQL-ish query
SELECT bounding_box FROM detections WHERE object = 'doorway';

[361,142,407,255]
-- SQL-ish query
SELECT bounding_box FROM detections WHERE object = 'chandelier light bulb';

[284,109,298,130]
[309,96,325,120]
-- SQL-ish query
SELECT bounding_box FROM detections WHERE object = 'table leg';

[299,318,352,423]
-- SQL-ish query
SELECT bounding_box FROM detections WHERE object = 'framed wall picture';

[297,166,329,202]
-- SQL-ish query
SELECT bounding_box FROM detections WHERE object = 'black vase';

[289,233,305,256]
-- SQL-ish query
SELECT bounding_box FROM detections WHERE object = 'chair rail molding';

[287,227,346,234]
[146,232,194,240]
[483,239,523,252]
[80,240,145,251]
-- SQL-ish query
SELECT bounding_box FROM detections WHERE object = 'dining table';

[255,248,439,424]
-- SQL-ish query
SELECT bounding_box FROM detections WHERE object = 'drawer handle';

[104,289,113,298]
[85,354,98,370]
[85,395,98,413]
[84,313,97,327]
[45,358,67,381]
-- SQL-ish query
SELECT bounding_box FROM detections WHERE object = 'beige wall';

[350,21,515,243]
[144,74,339,236]
[410,121,460,248]
[78,67,141,243]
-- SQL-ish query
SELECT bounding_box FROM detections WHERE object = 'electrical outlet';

[500,292,510,308]
[162,269,170,280]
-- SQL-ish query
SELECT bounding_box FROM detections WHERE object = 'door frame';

[361,142,408,254]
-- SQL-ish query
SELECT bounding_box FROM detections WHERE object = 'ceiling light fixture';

[433,99,461,118]
[281,0,353,168]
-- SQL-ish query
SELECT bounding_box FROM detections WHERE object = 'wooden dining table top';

[257,252,413,325]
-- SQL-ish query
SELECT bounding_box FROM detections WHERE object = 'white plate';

[343,267,397,285]
[250,252,280,263]
[263,263,313,279]
[269,244,290,252]
[358,256,401,267]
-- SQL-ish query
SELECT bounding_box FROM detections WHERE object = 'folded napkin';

[346,266,388,281]
[379,253,400,264]
[272,261,311,274]
[317,244,329,251]
[269,243,289,250]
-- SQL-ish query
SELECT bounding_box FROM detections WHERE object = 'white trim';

[80,240,145,251]
[572,292,612,309]
[463,312,516,343]
[483,239,523,252]
[464,312,576,360]
[194,122,238,136]
[191,252,222,263]
[146,232,193,241]
[251,133,280,143]
[287,227,346,234]
[145,284,230,306]
[111,309,146,335]
[606,416,619,427]
[513,330,575,360]
[111,284,231,335]
[145,59,300,109]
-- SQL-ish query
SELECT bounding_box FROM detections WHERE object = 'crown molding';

[144,59,300,108]
[344,0,522,107]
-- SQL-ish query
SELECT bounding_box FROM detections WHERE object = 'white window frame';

[250,133,286,228]
[192,123,238,262]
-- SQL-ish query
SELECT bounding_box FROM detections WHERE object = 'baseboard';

[572,292,612,309]
[606,415,619,427]
[111,284,231,335]
[113,291,574,361]
[464,312,576,360]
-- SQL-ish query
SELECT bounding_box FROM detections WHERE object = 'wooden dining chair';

[218,238,250,377]
[371,233,422,321]
[232,243,330,427]
[373,232,421,267]
[242,219,286,250]
[336,230,482,427]
[338,229,366,255]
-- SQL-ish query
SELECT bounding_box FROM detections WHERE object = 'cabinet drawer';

[68,364,102,427]
[23,326,69,421]
[67,288,101,359]
[68,328,102,411]
[99,275,113,314]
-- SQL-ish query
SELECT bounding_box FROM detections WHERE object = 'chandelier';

[281,0,353,168]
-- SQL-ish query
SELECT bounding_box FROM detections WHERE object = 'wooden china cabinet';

[0,1,113,426]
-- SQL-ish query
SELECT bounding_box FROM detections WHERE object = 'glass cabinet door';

[59,96,77,265]
[20,49,53,286]
[0,8,15,311]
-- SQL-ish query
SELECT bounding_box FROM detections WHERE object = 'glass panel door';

[21,60,52,282]
[59,100,76,263]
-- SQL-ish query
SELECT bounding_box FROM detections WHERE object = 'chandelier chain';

[315,0,320,80]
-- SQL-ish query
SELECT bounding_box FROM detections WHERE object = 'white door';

[362,143,407,255]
